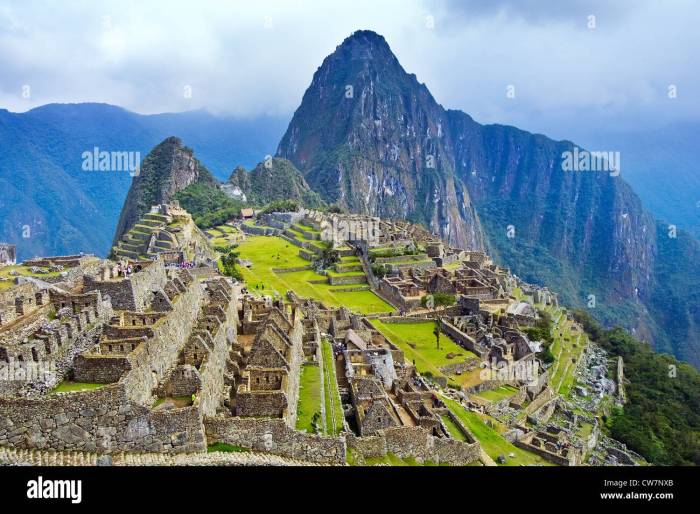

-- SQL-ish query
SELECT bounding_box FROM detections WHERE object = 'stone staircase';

[0,446,321,466]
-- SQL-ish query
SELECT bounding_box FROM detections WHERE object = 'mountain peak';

[339,30,389,49]
[112,136,214,243]
[330,29,397,64]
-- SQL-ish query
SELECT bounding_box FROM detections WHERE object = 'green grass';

[540,304,587,396]
[442,396,552,466]
[51,381,104,393]
[475,385,519,403]
[326,269,365,277]
[321,340,344,435]
[441,415,468,441]
[296,364,322,432]
[370,320,480,388]
[237,236,393,314]
[207,443,248,453]
[0,265,63,291]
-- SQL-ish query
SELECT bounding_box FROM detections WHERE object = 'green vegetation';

[370,320,481,388]
[369,245,424,262]
[475,385,519,403]
[421,292,456,309]
[0,265,63,291]
[523,310,555,364]
[259,199,301,214]
[218,247,243,281]
[544,305,586,395]
[236,236,393,314]
[321,340,344,435]
[195,206,242,230]
[229,158,325,209]
[441,415,468,441]
[575,309,700,465]
[296,364,322,433]
[207,443,249,453]
[173,181,240,219]
[442,396,551,466]
[52,381,104,393]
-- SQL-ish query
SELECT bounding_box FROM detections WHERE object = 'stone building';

[0,244,16,266]
[232,300,304,427]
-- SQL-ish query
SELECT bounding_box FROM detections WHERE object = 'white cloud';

[0,0,697,137]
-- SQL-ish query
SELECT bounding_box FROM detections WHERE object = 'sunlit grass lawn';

[296,364,322,433]
[370,320,481,388]
[475,384,519,403]
[51,381,104,393]
[441,415,468,441]
[321,340,344,435]
[237,236,393,314]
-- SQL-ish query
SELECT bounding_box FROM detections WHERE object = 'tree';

[433,319,441,350]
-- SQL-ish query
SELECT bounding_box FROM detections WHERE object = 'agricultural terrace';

[441,396,552,466]
[235,236,393,314]
[540,304,588,396]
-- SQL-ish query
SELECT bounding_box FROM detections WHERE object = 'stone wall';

[197,298,238,417]
[0,383,205,453]
[204,416,345,464]
[83,261,167,311]
[328,274,367,286]
[118,279,204,404]
[347,426,481,465]
[440,319,485,358]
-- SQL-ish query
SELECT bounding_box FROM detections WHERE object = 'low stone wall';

[74,354,130,383]
[379,317,434,325]
[328,274,367,286]
[331,286,370,293]
[523,386,556,415]
[241,224,276,236]
[204,417,345,465]
[272,265,312,273]
[347,426,480,465]
[513,438,576,466]
[299,249,318,261]
[0,384,205,453]
[440,319,485,358]
[346,433,386,458]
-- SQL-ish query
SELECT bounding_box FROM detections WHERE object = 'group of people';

[116,261,134,277]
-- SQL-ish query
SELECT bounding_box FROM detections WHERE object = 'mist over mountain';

[0,104,287,260]
[576,122,700,240]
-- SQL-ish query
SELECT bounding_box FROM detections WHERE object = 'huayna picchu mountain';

[277,30,700,368]
[277,30,486,252]
[113,136,220,243]
[224,157,325,209]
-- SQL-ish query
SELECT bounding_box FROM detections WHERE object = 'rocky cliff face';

[277,30,485,251]
[225,157,324,208]
[276,30,700,367]
[113,136,216,243]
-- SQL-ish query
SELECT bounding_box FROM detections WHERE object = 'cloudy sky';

[0,0,698,140]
